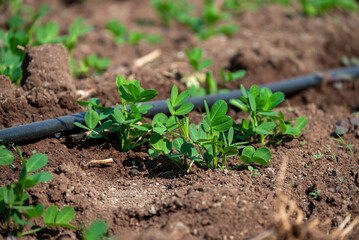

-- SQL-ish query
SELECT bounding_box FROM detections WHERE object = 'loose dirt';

[1,0,359,239]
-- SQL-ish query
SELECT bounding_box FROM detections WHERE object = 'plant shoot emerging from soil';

[75,76,158,152]
[0,147,76,237]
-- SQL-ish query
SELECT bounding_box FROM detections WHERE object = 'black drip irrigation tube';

[1,66,359,144]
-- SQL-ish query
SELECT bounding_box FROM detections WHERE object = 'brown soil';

[1,0,359,239]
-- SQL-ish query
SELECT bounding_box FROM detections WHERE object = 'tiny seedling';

[313,151,324,160]
[184,47,246,96]
[331,134,354,156]
[106,20,162,45]
[33,21,61,45]
[0,147,77,237]
[71,54,110,77]
[248,165,261,177]
[322,144,338,162]
[309,189,321,199]
[62,17,92,53]
[151,0,237,40]
[342,56,359,67]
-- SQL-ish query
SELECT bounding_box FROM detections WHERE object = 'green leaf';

[74,122,90,131]
[286,127,300,136]
[85,110,99,130]
[229,99,248,112]
[44,205,58,224]
[27,154,48,173]
[296,116,307,130]
[279,119,287,133]
[189,124,199,142]
[26,204,44,218]
[252,147,271,166]
[210,100,227,121]
[268,92,284,110]
[212,115,233,132]
[111,108,125,123]
[172,138,185,153]
[0,149,14,166]
[139,89,158,102]
[28,171,52,183]
[227,127,234,145]
[255,122,276,135]
[56,207,75,224]
[84,221,108,240]
[175,90,191,107]
[260,87,272,101]
[175,102,194,116]
[224,146,238,156]
[171,85,178,106]
[203,115,211,132]
[150,133,171,154]
[257,111,278,116]
[198,58,212,70]
[240,146,255,164]
[240,84,248,98]
[249,85,259,98]
[248,93,256,112]
[167,99,175,115]
[35,22,59,44]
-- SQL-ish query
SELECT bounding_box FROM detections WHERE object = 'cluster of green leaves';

[299,0,357,16]
[106,20,162,45]
[230,85,307,146]
[71,54,110,77]
[1,1,93,83]
[0,3,49,84]
[147,84,307,172]
[222,0,290,13]
[150,85,247,171]
[75,76,158,152]
[0,146,76,237]
[151,0,238,40]
[184,47,246,97]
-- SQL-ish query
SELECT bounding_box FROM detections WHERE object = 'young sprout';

[309,189,321,199]
[331,134,354,156]
[248,165,261,177]
[322,144,338,162]
[313,151,324,160]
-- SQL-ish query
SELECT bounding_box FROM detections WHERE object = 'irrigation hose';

[1,66,359,144]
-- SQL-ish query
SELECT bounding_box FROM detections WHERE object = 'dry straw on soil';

[253,156,359,240]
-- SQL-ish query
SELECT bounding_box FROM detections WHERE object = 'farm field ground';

[1,0,359,239]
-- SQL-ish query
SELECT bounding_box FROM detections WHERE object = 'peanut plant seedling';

[150,85,254,172]
[322,144,338,162]
[106,20,162,45]
[309,189,320,199]
[248,165,261,177]
[184,47,246,97]
[75,76,158,152]
[300,0,357,16]
[313,151,324,160]
[331,134,354,156]
[62,17,92,53]
[151,0,237,40]
[230,84,307,146]
[1,13,93,83]
[0,146,77,237]
[71,54,110,77]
